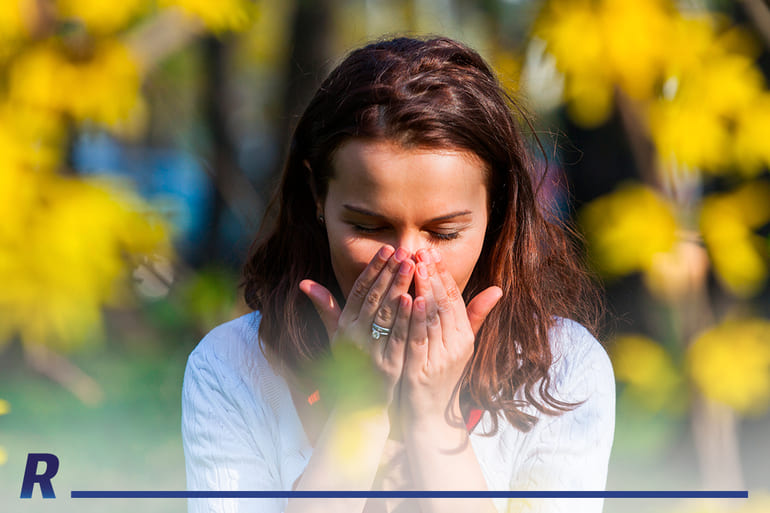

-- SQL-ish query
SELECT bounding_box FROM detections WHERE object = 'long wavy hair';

[243,36,600,433]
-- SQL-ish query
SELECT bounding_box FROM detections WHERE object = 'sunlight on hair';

[688,319,770,414]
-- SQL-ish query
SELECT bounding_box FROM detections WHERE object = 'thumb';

[466,286,503,336]
[299,279,341,339]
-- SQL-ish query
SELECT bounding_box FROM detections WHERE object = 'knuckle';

[389,327,406,345]
[376,304,394,324]
[365,290,381,306]
[436,296,452,313]
[351,281,369,300]
[446,286,462,303]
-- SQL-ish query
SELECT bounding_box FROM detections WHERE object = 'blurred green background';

[1,1,770,512]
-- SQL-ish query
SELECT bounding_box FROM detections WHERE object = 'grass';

[0,335,192,513]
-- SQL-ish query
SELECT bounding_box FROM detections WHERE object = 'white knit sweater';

[182,312,615,513]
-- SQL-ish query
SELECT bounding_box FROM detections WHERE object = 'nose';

[391,230,423,263]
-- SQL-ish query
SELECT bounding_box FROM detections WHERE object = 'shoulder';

[187,311,262,367]
[546,318,615,403]
[182,311,284,416]
[184,311,265,386]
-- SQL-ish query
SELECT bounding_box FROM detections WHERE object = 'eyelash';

[351,225,460,241]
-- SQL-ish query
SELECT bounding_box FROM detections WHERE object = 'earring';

[318,214,325,224]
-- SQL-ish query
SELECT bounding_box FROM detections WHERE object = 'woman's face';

[322,138,489,299]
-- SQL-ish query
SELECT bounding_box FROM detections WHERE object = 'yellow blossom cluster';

[0,0,36,49]
[688,319,770,414]
[0,165,170,350]
[536,0,770,175]
[649,18,770,175]
[699,181,770,297]
[0,2,186,351]
[581,179,770,300]
[57,0,150,33]
[160,0,256,32]
[535,0,673,126]
[579,183,678,278]
[611,334,683,412]
[8,41,146,134]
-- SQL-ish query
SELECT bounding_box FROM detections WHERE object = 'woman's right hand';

[300,245,415,407]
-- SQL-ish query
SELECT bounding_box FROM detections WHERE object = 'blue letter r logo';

[20,453,59,499]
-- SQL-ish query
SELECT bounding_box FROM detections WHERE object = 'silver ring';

[371,322,391,340]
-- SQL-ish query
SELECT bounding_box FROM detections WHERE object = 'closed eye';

[351,224,460,242]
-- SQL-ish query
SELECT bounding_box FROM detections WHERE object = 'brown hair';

[243,36,600,433]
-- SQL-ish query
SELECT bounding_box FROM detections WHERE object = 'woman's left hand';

[399,248,502,428]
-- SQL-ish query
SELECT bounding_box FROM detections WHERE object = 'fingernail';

[418,249,431,264]
[379,246,393,258]
[394,247,408,263]
[415,297,425,312]
[417,262,428,279]
[430,248,441,262]
[400,295,410,309]
[399,260,413,275]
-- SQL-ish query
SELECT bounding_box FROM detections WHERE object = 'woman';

[182,36,615,513]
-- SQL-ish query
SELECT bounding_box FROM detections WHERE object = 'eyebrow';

[342,204,472,222]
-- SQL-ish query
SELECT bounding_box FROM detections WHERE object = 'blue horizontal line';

[70,490,749,499]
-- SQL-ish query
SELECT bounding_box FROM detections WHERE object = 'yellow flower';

[160,0,255,32]
[700,182,770,297]
[0,0,37,43]
[57,0,149,33]
[688,319,770,414]
[580,183,678,277]
[8,41,146,133]
[733,93,770,176]
[536,0,674,126]
[648,92,730,169]
[0,172,170,350]
[611,334,683,412]
[535,0,612,126]
[649,17,767,173]
[0,102,64,172]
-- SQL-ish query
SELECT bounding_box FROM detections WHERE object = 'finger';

[426,248,456,337]
[359,247,410,325]
[299,279,341,339]
[405,296,428,376]
[431,248,467,329]
[415,251,442,361]
[339,245,394,325]
[467,286,504,336]
[372,256,414,332]
[382,294,411,370]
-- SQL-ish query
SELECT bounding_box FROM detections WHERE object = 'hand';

[400,248,502,427]
[300,245,416,408]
